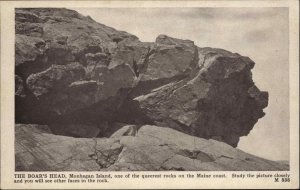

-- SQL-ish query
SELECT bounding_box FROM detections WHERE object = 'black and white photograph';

[1,0,299,189]
[14,7,290,171]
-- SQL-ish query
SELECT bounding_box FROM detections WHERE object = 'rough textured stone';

[15,8,269,149]
[15,124,288,171]
[50,123,100,138]
[139,35,198,82]
[129,47,268,147]
[15,35,49,78]
[110,125,138,138]
[90,64,136,101]
[26,62,89,115]
[15,8,140,130]
[15,124,100,171]
[15,75,26,98]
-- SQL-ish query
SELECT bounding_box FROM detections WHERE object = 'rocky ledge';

[14,8,281,171]
[16,124,288,171]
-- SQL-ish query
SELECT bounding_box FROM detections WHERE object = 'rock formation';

[14,8,279,171]
[16,124,288,171]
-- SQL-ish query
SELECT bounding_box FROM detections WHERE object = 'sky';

[73,7,289,161]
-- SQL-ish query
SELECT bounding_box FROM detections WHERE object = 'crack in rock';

[88,139,124,170]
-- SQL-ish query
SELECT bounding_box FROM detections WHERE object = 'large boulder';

[23,61,136,136]
[26,62,87,114]
[129,47,268,147]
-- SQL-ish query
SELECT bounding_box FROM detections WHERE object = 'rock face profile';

[15,8,283,171]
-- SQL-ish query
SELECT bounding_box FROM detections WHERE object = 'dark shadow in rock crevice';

[16,86,156,138]
[130,74,189,98]
[15,54,51,79]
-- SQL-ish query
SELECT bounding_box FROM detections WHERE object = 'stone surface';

[15,8,269,151]
[125,47,268,147]
[15,124,288,171]
[110,125,138,138]
[15,75,26,98]
[26,62,88,115]
[138,35,198,82]
[15,8,140,133]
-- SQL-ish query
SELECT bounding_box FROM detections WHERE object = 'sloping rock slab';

[15,124,288,171]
